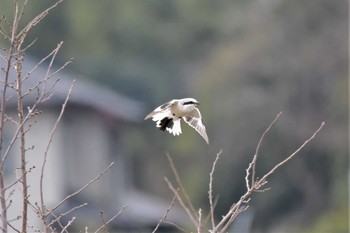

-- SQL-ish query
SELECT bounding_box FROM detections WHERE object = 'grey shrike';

[144,98,209,144]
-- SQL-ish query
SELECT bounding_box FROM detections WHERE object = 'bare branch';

[16,0,64,48]
[166,153,198,219]
[39,80,75,218]
[213,119,325,233]
[164,177,198,227]
[152,188,179,233]
[6,221,20,233]
[47,203,88,228]
[60,216,75,233]
[20,37,37,53]
[22,42,63,82]
[255,122,326,188]
[94,205,127,233]
[46,211,66,233]
[208,149,222,230]
[15,50,29,233]
[250,111,283,187]
[197,208,202,233]
[17,0,29,23]
[48,162,115,216]
[203,195,219,226]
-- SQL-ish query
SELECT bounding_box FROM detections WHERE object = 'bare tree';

[0,1,122,232]
[155,112,325,233]
[0,1,69,232]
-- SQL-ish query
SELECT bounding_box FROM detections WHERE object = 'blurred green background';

[1,0,347,232]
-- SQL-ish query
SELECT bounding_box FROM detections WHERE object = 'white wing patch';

[144,100,176,120]
[184,108,209,144]
[166,119,182,136]
[153,109,171,122]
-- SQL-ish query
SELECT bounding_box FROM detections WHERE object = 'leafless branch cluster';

[155,112,325,233]
[0,1,123,232]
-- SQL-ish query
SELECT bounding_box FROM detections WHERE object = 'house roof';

[1,55,145,122]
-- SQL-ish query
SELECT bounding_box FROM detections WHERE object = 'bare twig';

[47,203,88,228]
[0,2,28,232]
[197,208,202,233]
[48,162,115,216]
[203,195,219,226]
[60,216,75,233]
[1,44,68,168]
[208,149,222,230]
[6,221,20,233]
[98,210,109,233]
[46,211,66,233]
[94,205,127,233]
[250,111,283,187]
[164,177,198,227]
[256,122,326,188]
[17,0,64,47]
[166,153,198,219]
[39,80,75,222]
[213,119,325,233]
[0,1,20,230]
[17,0,29,23]
[152,188,179,233]
[0,176,7,233]
[15,51,29,233]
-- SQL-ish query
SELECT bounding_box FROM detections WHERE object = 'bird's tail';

[169,119,182,136]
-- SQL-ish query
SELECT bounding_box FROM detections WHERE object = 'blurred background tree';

[1,0,347,232]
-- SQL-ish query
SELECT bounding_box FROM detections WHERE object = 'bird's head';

[179,98,200,109]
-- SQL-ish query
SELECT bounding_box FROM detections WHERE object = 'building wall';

[61,109,118,208]
[4,109,65,230]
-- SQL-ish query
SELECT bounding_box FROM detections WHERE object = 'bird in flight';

[144,98,209,144]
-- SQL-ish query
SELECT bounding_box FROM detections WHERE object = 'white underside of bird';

[144,98,209,144]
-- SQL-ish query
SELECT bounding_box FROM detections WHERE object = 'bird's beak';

[195,102,200,105]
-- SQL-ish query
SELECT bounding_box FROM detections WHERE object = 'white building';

[1,57,187,232]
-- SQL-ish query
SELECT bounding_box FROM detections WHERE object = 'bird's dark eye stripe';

[183,101,194,105]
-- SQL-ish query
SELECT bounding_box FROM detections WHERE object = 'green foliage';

[304,206,348,233]
[1,0,347,232]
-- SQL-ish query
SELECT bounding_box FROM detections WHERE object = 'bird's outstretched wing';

[144,100,182,136]
[184,108,209,144]
[144,100,176,120]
